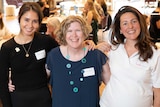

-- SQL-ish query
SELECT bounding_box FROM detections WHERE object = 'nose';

[128,22,133,28]
[28,21,33,27]
[71,30,77,36]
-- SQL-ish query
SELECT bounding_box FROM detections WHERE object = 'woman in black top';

[149,12,160,43]
[39,0,50,17]
[0,2,95,107]
[83,0,100,44]
[96,0,112,30]
[0,2,58,107]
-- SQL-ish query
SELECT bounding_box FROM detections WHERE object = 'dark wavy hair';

[18,2,43,25]
[110,6,157,61]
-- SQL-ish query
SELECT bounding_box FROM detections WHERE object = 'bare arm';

[86,11,93,25]
[153,87,160,107]
[101,60,111,85]
[45,64,51,77]
[84,40,95,51]
[96,41,111,53]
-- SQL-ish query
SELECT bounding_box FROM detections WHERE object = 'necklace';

[22,41,33,57]
[66,46,86,60]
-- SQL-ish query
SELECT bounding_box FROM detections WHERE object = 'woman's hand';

[96,41,111,53]
[8,79,15,92]
[45,64,51,77]
[84,40,96,51]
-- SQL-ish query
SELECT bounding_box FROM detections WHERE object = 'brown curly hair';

[55,15,92,45]
[111,6,157,61]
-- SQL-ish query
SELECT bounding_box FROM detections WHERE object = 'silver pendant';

[25,53,29,57]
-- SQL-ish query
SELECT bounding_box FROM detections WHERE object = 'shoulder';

[34,32,50,40]
[147,47,160,63]
[49,46,59,53]
[89,49,107,58]
[0,38,15,53]
[1,38,15,48]
[152,47,160,56]
[88,49,108,65]
[93,49,103,53]
[48,46,60,56]
[47,47,60,62]
[148,47,160,67]
[34,32,59,48]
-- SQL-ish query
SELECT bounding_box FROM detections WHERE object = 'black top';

[0,32,59,107]
[149,11,160,43]
[101,4,107,16]
[91,19,98,44]
[43,7,50,17]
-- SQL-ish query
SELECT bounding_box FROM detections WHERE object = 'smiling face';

[19,10,39,37]
[66,21,85,49]
[120,12,141,42]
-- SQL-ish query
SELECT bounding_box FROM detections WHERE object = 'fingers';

[84,40,96,51]
[8,80,15,92]
[88,44,95,51]
[96,42,111,53]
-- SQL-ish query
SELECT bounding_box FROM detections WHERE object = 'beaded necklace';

[66,46,87,63]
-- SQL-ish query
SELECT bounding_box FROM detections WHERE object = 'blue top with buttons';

[47,47,107,107]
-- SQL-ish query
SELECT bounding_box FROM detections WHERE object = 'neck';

[15,33,34,44]
[125,39,137,47]
[124,41,138,57]
[66,46,86,61]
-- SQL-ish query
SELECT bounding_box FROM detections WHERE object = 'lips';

[128,30,135,34]
[70,38,79,42]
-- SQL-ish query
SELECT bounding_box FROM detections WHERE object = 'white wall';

[112,0,157,16]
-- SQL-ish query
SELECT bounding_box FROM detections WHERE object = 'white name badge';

[35,49,46,60]
[83,67,95,77]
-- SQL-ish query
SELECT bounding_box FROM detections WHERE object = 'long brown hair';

[86,0,100,22]
[111,6,157,61]
[18,2,43,25]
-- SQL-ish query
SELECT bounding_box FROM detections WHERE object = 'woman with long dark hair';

[100,6,160,107]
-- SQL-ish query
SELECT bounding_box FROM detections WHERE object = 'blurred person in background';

[149,1,160,43]
[45,17,60,39]
[149,13,160,43]
[143,14,150,28]
[83,0,101,44]
[152,1,160,13]
[39,0,50,17]
[96,0,112,31]
[0,11,13,47]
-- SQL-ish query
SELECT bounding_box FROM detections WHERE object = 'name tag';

[83,67,95,77]
[35,49,46,60]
